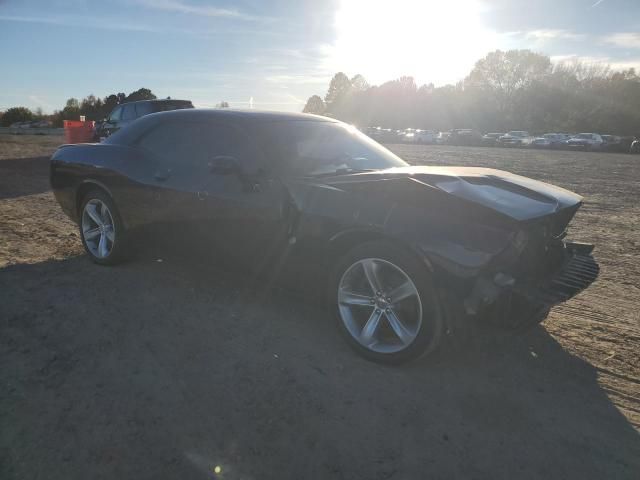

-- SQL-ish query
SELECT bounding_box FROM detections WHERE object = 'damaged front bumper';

[463,242,599,328]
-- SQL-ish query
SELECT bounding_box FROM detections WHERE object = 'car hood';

[312,166,582,222]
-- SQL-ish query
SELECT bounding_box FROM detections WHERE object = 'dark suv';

[95,99,193,140]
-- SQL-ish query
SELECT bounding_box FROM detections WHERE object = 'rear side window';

[135,102,153,117]
[152,101,194,113]
[122,104,137,121]
[136,121,262,172]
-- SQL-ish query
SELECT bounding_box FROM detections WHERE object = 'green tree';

[215,101,230,108]
[102,94,121,118]
[465,50,552,95]
[1,107,33,126]
[80,94,104,121]
[464,50,552,126]
[351,74,369,92]
[302,95,325,114]
[65,98,80,109]
[124,88,157,103]
[324,72,352,108]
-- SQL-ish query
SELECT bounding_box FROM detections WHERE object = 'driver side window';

[137,121,263,174]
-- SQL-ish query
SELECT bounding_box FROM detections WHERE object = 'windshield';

[257,120,408,176]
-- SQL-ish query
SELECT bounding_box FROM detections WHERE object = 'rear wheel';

[330,241,444,364]
[79,190,127,265]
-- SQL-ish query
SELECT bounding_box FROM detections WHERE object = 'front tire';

[79,190,127,265]
[330,240,444,364]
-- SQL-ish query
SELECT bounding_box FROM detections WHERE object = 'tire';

[329,240,444,364]
[79,190,128,265]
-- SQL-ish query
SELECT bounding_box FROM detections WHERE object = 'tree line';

[303,49,640,136]
[0,88,157,127]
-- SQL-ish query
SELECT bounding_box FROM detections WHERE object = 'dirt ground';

[1,134,639,479]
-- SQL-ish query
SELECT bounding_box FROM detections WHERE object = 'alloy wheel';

[338,258,423,353]
[81,198,115,259]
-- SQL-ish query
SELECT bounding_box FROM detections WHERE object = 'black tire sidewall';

[329,240,444,364]
[79,190,127,265]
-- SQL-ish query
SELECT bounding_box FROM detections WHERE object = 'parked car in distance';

[436,131,451,144]
[10,121,33,129]
[531,133,570,149]
[481,133,504,147]
[601,135,635,153]
[565,133,604,150]
[366,127,398,143]
[447,129,483,146]
[415,129,437,144]
[497,131,531,147]
[50,109,599,364]
[403,129,437,144]
[95,99,194,140]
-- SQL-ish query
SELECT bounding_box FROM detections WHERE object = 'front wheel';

[330,241,444,364]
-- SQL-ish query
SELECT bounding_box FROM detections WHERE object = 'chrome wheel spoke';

[385,308,413,345]
[84,227,101,240]
[362,259,383,295]
[360,308,383,346]
[100,202,109,223]
[85,204,103,226]
[98,233,108,257]
[389,280,416,305]
[104,226,115,242]
[339,290,373,306]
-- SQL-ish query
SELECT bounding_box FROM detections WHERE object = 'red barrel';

[63,120,95,144]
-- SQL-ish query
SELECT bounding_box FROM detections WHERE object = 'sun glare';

[325,0,496,86]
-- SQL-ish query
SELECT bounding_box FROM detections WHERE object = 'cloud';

[602,32,640,50]
[0,14,161,32]
[264,74,330,85]
[525,30,585,41]
[0,13,271,37]
[134,0,264,21]
[28,95,55,111]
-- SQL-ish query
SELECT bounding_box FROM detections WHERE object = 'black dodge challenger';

[50,109,598,363]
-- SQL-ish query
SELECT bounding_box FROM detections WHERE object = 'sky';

[1,0,639,113]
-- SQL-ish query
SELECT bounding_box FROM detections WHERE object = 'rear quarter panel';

[50,143,154,228]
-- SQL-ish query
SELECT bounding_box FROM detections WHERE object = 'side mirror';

[209,155,240,175]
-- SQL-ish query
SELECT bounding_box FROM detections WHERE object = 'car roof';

[129,99,192,104]
[145,108,338,124]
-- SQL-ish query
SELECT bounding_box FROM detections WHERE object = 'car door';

[193,121,289,270]
[136,120,288,268]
